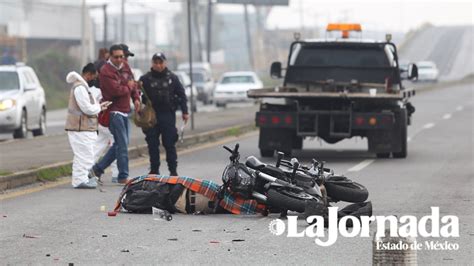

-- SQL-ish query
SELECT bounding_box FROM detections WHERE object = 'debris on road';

[192,229,202,232]
[120,249,130,253]
[209,240,220,244]
[107,211,117,217]
[22,234,40,239]
[100,205,106,212]
[232,239,245,242]
[102,235,107,238]
[167,238,178,241]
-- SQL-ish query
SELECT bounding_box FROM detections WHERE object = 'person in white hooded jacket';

[65,63,111,188]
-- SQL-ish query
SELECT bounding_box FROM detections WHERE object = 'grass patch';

[227,127,242,137]
[0,170,13,176]
[36,164,72,182]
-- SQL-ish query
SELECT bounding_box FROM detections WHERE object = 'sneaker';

[75,178,97,189]
[170,172,178,176]
[88,176,98,187]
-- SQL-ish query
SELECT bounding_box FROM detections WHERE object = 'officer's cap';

[152,52,167,61]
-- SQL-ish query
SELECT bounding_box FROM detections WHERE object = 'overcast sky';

[88,0,473,43]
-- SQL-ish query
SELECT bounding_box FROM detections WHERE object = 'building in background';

[0,0,95,64]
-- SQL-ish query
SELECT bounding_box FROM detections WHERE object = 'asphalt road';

[0,83,473,264]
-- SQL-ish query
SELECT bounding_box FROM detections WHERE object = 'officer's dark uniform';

[140,66,188,175]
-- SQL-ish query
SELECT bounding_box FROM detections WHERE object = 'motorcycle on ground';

[216,144,326,216]
[245,151,369,204]
[218,144,372,225]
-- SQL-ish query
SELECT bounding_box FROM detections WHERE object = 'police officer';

[140,52,189,176]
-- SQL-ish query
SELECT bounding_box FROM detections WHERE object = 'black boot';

[149,168,160,175]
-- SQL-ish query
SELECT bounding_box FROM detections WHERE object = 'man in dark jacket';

[91,44,140,184]
[140,52,189,176]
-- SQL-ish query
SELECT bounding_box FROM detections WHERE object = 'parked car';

[416,61,439,82]
[174,70,198,112]
[177,62,215,105]
[214,71,263,108]
[0,63,47,138]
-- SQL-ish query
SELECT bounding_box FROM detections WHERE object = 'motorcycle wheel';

[325,176,369,203]
[266,188,313,213]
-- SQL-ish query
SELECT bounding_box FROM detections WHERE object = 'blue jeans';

[94,113,130,180]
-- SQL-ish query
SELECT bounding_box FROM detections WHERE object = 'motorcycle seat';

[245,156,266,169]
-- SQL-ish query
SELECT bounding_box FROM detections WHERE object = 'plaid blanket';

[115,175,266,215]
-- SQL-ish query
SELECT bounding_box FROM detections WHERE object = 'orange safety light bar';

[326,23,362,39]
[326,23,362,32]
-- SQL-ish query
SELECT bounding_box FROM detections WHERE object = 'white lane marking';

[347,159,374,172]
[456,106,464,111]
[442,114,452,120]
[423,123,435,129]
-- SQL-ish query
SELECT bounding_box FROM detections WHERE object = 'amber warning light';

[326,23,362,39]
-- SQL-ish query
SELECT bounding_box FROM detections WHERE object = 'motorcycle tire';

[266,188,312,213]
[325,176,369,203]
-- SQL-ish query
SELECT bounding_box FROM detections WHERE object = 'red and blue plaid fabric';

[115,175,266,215]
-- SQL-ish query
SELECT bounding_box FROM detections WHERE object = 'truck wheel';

[376,153,390,158]
[293,136,303,150]
[13,110,28,139]
[393,109,407,158]
[33,108,46,137]
[260,149,274,157]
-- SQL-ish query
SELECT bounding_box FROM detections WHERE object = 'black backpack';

[120,179,185,213]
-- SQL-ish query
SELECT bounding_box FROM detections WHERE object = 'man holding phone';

[90,44,141,184]
[65,63,110,188]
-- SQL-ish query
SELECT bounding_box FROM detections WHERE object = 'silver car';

[0,64,47,138]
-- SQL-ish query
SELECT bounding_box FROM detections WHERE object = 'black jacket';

[139,68,188,114]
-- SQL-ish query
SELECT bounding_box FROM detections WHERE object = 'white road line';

[442,114,452,120]
[456,106,464,111]
[423,123,435,129]
[347,159,374,172]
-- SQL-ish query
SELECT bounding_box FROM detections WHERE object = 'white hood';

[66,71,88,87]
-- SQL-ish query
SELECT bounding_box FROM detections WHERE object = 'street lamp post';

[187,0,195,130]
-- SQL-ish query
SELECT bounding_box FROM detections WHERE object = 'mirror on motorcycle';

[223,143,241,162]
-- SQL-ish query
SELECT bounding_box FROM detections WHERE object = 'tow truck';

[248,24,418,158]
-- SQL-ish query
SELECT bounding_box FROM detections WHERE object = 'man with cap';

[139,52,189,176]
[90,44,140,184]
